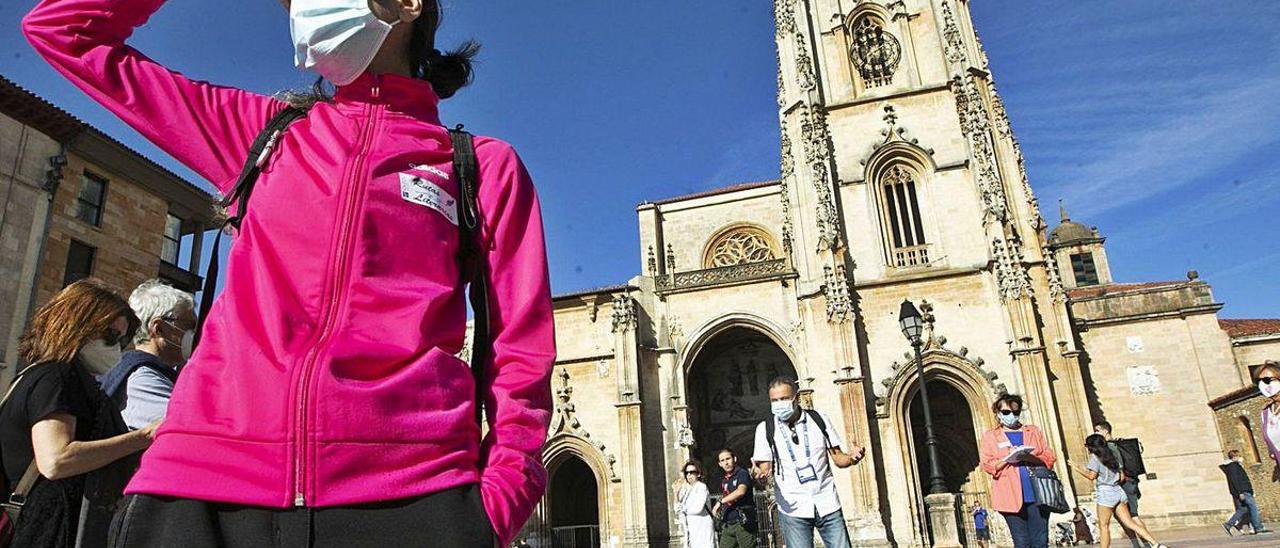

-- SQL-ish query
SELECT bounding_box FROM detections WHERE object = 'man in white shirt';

[752,377,864,548]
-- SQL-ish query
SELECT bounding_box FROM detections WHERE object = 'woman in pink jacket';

[979,394,1058,548]
[23,0,555,546]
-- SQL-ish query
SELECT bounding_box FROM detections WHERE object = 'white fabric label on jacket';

[398,172,459,226]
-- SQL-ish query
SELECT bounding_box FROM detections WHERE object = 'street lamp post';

[899,300,948,496]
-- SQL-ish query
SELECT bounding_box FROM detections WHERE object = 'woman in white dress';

[672,459,715,548]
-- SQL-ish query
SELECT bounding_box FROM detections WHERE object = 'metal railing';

[549,525,600,548]
[705,490,782,548]
[893,245,930,268]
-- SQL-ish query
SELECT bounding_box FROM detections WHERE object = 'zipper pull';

[294,492,306,507]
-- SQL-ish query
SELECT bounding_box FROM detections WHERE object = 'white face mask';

[290,0,402,86]
[1259,380,1280,399]
[998,412,1021,428]
[79,339,123,376]
[771,399,796,421]
[180,329,195,360]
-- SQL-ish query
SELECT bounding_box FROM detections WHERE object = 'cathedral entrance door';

[547,456,601,548]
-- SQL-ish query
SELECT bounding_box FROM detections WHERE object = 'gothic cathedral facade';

[520,1,1272,547]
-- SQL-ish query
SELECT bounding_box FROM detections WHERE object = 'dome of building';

[1049,202,1100,245]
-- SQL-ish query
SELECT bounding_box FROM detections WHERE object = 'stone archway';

[547,456,601,548]
[685,326,798,470]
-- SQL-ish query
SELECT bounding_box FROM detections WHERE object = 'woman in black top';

[3,279,157,547]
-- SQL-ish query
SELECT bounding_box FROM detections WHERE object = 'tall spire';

[1058,199,1070,223]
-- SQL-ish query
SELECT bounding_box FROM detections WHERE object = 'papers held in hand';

[1004,446,1034,463]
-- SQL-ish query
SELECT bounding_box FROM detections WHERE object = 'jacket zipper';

[292,84,382,507]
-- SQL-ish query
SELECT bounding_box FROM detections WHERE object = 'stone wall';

[0,113,61,374]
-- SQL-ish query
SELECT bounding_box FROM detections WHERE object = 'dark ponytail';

[410,1,480,99]
[1084,434,1119,472]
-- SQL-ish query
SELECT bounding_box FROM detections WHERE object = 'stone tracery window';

[851,17,901,88]
[706,228,777,268]
[879,164,929,268]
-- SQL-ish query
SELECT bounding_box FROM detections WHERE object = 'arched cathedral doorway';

[547,455,601,548]
[686,326,798,469]
[908,379,982,494]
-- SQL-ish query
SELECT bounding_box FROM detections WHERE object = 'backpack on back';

[1113,438,1146,477]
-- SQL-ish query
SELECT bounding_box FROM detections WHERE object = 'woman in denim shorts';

[1069,435,1168,548]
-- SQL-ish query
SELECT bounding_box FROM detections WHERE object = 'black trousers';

[108,484,493,548]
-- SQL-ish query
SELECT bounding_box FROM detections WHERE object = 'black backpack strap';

[807,409,833,450]
[194,105,308,347]
[765,419,779,480]
[448,125,489,428]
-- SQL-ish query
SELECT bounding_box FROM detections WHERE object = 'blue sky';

[2,2,1277,318]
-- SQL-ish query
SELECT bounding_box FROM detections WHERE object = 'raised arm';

[473,140,556,547]
[23,0,283,193]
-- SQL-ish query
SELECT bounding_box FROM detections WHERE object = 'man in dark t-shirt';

[712,448,756,548]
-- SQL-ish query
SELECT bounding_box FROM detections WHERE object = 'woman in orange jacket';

[979,394,1057,548]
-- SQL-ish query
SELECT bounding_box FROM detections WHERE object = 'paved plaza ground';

[1070,526,1280,547]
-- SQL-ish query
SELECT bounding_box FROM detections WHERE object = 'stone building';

[517,1,1279,547]
[0,74,216,384]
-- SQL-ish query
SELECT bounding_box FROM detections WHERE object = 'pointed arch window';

[851,17,901,88]
[705,227,778,269]
[879,164,929,268]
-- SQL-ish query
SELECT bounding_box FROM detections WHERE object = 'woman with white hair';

[100,280,196,430]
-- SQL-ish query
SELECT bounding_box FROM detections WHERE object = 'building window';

[1071,252,1099,286]
[1239,417,1262,464]
[880,165,929,268]
[850,17,901,88]
[162,213,183,265]
[63,240,96,286]
[706,228,777,268]
[75,171,109,226]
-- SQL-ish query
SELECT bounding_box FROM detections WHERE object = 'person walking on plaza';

[978,394,1056,548]
[971,502,990,548]
[752,377,864,548]
[100,280,195,430]
[673,459,715,548]
[712,448,757,548]
[1220,449,1269,536]
[1067,435,1168,548]
[23,0,555,546]
[1,280,158,548]
[1094,421,1146,548]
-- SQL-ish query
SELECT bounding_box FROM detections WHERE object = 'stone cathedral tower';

[771,0,1091,543]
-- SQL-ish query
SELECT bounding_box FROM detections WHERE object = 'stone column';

[834,372,891,546]
[612,295,648,546]
[924,493,963,548]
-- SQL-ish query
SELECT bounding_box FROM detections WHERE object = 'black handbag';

[1028,466,1070,514]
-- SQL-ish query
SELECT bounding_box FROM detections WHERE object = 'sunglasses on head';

[1260,377,1279,385]
[998,409,1021,416]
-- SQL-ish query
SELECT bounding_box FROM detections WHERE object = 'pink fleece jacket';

[23,1,555,543]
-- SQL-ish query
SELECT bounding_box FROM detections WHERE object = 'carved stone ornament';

[611,295,637,333]
[552,368,620,481]
[992,236,1033,302]
[778,119,795,255]
[799,104,843,251]
[875,305,1007,414]
[1044,248,1067,303]
[940,0,966,64]
[823,264,854,323]
[647,245,657,276]
[950,75,1010,223]
[862,105,936,164]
